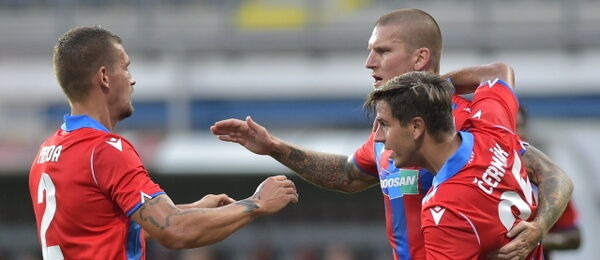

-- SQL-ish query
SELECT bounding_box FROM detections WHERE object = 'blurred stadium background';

[0,0,599,259]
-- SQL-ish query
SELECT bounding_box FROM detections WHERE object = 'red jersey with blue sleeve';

[421,79,543,259]
[353,94,471,260]
[29,115,165,260]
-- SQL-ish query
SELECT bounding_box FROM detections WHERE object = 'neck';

[420,131,461,175]
[70,103,115,132]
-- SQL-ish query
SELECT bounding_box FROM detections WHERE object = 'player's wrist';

[531,217,550,238]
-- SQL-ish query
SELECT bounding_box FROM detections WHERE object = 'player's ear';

[411,117,425,140]
[97,66,110,90]
[413,47,430,71]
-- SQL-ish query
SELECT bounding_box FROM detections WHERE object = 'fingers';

[271,175,298,191]
[489,221,540,260]
[506,221,528,238]
[210,119,246,135]
[245,116,265,133]
[216,135,242,143]
[263,175,299,203]
[215,193,236,206]
[288,191,299,203]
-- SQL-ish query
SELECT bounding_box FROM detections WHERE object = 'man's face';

[373,101,418,168]
[108,43,136,121]
[365,25,416,89]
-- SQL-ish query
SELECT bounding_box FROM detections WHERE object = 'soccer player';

[362,66,565,259]
[28,25,299,260]
[210,9,573,260]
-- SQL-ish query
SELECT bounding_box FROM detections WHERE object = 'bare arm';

[442,62,515,94]
[143,193,235,241]
[523,145,573,235]
[134,175,298,249]
[270,138,378,193]
[211,116,378,193]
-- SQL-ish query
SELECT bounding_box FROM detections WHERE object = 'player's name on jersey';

[37,145,63,164]
[476,143,509,195]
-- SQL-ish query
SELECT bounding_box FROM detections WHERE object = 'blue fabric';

[432,131,473,188]
[61,114,110,132]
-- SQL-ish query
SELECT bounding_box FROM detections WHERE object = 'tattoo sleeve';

[270,141,377,193]
[523,145,574,233]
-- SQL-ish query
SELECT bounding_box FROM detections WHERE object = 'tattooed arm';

[490,145,574,259]
[211,116,379,193]
[524,145,573,234]
[133,175,298,249]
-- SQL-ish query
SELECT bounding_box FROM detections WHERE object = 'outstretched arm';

[134,175,298,249]
[442,62,515,94]
[490,145,574,259]
[210,116,378,193]
[144,193,236,240]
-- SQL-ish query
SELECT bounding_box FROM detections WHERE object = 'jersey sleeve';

[92,135,165,216]
[452,94,472,128]
[469,79,519,132]
[351,132,378,176]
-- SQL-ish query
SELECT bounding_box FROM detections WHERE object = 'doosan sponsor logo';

[381,175,417,188]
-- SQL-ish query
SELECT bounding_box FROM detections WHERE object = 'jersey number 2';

[37,173,64,260]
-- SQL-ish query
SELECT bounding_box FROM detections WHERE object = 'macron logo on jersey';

[141,191,152,204]
[485,78,500,88]
[472,110,482,119]
[106,138,123,151]
[430,206,446,225]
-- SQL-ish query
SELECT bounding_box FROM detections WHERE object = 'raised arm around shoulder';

[132,175,298,249]
[442,62,515,95]
[521,144,573,234]
[492,144,574,259]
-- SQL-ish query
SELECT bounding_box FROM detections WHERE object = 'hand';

[488,221,543,260]
[252,175,299,215]
[210,116,275,155]
[193,194,236,208]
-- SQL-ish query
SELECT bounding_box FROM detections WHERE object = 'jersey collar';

[61,114,110,133]
[432,131,474,188]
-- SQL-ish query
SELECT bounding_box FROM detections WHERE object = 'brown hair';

[364,71,454,142]
[53,25,123,103]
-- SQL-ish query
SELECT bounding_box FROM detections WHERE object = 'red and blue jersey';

[353,94,471,259]
[29,115,165,260]
[421,79,543,259]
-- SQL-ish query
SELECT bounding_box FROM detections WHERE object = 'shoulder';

[90,133,139,161]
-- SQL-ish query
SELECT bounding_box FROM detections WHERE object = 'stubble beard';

[118,104,134,121]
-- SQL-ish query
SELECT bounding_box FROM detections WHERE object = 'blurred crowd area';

[1,0,599,57]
